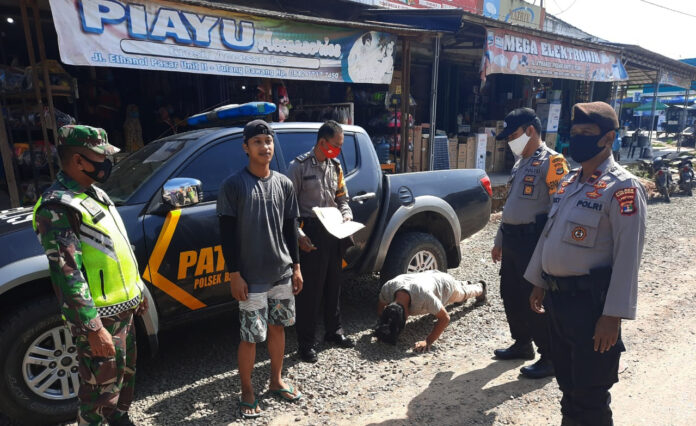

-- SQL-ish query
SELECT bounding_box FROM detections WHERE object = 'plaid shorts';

[239,279,295,343]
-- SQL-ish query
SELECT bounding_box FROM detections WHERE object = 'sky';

[541,0,696,60]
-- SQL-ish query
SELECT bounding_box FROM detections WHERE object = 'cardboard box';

[478,127,497,138]
[485,136,496,172]
[466,136,477,169]
[411,125,422,172]
[448,138,458,169]
[475,134,487,170]
[457,143,468,169]
[494,140,507,172]
[420,136,430,171]
[545,132,558,150]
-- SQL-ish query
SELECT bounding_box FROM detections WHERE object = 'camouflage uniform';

[34,125,140,426]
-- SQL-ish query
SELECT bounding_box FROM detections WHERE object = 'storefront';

[1,0,434,207]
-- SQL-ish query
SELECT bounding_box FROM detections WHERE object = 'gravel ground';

[3,184,695,426]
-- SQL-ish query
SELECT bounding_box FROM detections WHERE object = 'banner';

[48,0,397,84]
[660,70,692,90]
[482,0,544,29]
[346,0,479,12]
[483,28,628,82]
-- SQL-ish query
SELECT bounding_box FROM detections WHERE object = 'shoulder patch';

[614,187,638,216]
[609,164,639,182]
[295,152,311,162]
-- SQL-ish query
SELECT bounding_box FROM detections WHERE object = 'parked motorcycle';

[653,156,677,202]
[673,154,695,196]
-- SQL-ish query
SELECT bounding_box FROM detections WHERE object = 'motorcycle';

[652,156,677,202]
[673,154,695,196]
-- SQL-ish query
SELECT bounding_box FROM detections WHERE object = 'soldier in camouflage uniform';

[32,125,148,426]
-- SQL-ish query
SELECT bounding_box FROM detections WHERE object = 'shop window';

[277,132,358,174]
[176,137,278,201]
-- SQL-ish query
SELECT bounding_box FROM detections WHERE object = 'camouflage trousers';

[71,309,137,426]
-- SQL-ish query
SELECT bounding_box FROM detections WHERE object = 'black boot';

[494,341,535,360]
[520,356,555,379]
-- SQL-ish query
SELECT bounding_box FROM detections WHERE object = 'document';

[312,207,365,240]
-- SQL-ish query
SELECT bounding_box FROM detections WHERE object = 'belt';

[501,222,538,236]
[542,272,593,293]
[300,217,321,226]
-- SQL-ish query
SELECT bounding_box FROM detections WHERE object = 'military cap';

[57,125,120,155]
[571,102,619,134]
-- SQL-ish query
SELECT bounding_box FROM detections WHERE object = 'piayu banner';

[483,27,628,83]
[48,0,397,84]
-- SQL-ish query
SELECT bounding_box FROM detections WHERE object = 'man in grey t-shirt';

[374,271,486,352]
[217,120,303,418]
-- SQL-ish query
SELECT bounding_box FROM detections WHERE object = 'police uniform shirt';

[494,144,569,246]
[524,156,647,320]
[287,150,352,220]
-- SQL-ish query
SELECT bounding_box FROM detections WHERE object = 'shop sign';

[660,70,692,90]
[483,28,628,82]
[48,0,397,84]
[482,0,544,29]
[346,0,479,12]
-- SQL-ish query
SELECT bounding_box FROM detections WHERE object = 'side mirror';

[162,178,203,209]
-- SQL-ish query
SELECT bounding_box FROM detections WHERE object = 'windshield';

[100,139,188,204]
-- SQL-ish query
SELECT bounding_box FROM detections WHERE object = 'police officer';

[33,125,148,426]
[287,120,355,363]
[525,102,647,425]
[491,108,569,379]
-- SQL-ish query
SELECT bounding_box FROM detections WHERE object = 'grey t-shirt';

[217,168,299,293]
[379,271,459,316]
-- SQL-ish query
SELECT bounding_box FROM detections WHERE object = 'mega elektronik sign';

[49,0,397,84]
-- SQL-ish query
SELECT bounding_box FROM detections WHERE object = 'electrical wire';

[551,0,578,16]
[640,0,696,19]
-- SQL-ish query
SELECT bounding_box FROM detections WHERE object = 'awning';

[634,102,667,112]
[47,0,434,84]
[604,44,696,89]
[359,8,465,32]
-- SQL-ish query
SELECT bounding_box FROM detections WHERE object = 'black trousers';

[500,231,550,355]
[295,220,344,349]
[545,288,624,426]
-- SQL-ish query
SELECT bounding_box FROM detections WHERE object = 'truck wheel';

[0,297,78,425]
[381,232,447,283]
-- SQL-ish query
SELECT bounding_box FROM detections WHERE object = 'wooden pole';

[31,0,61,148]
[400,38,411,173]
[20,0,55,181]
[0,108,21,207]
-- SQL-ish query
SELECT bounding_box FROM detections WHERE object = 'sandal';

[270,384,302,402]
[239,397,261,419]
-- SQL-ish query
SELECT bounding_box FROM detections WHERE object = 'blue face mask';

[569,132,608,163]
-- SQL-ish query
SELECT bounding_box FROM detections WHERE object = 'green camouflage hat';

[57,125,120,155]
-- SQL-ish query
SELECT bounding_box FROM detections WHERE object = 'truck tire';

[0,297,78,425]
[381,232,447,283]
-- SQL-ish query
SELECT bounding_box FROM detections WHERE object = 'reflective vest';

[33,187,143,316]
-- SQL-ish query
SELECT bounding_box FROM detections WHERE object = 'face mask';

[320,142,341,159]
[79,154,113,183]
[569,133,607,163]
[508,131,530,157]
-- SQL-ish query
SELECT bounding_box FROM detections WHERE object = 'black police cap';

[496,108,540,140]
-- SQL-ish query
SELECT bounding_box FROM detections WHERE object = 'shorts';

[239,279,295,343]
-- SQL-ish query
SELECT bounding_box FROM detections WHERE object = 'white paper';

[312,207,365,240]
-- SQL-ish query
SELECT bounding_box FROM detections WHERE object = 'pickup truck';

[0,122,491,424]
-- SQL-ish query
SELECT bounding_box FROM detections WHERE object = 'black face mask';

[569,132,609,163]
[79,154,113,183]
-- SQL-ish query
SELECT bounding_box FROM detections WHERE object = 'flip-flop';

[239,397,261,419]
[270,384,302,402]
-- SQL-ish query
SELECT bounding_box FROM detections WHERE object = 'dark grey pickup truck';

[0,122,491,424]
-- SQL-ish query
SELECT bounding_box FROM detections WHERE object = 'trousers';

[295,220,344,349]
[545,284,624,426]
[500,229,550,355]
[72,310,136,426]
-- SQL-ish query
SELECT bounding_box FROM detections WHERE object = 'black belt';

[542,272,593,293]
[501,222,538,236]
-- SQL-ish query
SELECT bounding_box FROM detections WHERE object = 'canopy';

[634,102,668,112]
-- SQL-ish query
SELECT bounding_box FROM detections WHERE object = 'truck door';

[141,136,282,319]
[275,131,381,269]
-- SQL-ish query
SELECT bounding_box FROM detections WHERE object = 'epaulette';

[295,152,311,162]
[39,188,82,211]
[608,164,637,182]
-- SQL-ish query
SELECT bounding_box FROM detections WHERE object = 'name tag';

[81,198,105,223]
